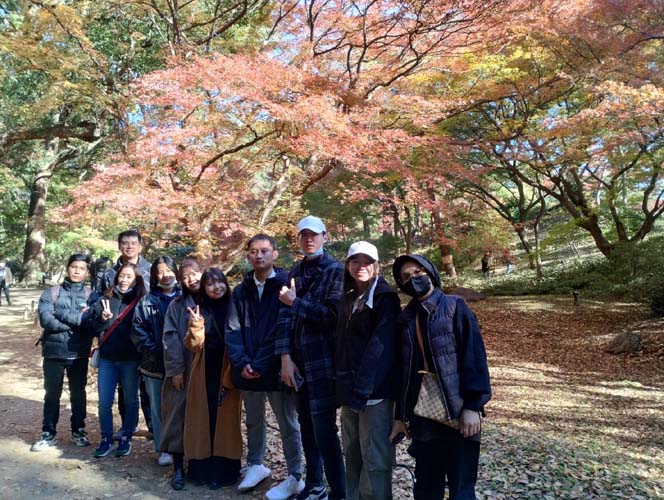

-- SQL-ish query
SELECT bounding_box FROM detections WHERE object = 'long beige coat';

[183,315,243,460]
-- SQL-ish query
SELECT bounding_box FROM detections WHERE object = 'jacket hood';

[392,254,441,291]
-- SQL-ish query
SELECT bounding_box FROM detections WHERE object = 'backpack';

[50,284,93,303]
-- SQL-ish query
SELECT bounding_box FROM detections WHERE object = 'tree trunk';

[361,212,371,239]
[577,214,615,257]
[515,227,536,270]
[440,245,457,279]
[533,220,543,278]
[426,187,457,279]
[22,149,76,282]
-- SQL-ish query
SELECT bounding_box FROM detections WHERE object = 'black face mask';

[401,274,432,298]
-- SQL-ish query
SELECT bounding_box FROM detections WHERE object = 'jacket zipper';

[424,307,452,419]
[401,318,414,420]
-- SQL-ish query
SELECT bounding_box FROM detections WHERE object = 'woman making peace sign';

[90,263,146,458]
[183,266,242,489]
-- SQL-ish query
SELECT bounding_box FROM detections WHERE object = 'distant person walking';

[481,254,490,278]
[0,259,13,306]
[31,254,94,451]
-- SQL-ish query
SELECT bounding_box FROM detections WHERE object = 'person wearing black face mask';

[389,255,491,500]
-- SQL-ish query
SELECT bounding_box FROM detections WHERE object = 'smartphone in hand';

[294,372,305,391]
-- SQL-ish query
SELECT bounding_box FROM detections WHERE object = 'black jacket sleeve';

[351,293,402,410]
[131,298,156,354]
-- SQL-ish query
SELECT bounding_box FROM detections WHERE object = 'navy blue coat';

[38,280,95,359]
[396,288,491,422]
[225,268,289,391]
[335,276,401,410]
[131,289,181,378]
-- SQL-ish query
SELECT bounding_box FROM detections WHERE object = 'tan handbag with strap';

[413,312,459,429]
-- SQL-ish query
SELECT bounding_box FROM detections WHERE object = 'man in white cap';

[276,216,346,500]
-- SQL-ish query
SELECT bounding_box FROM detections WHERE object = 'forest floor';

[0,288,662,500]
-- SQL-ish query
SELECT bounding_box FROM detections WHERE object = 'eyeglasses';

[399,267,427,284]
[120,241,141,248]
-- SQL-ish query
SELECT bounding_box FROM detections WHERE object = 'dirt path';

[0,289,662,499]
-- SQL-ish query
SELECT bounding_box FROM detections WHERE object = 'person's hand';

[460,409,481,438]
[187,305,202,322]
[279,278,296,306]
[172,373,185,391]
[101,299,113,321]
[389,419,410,443]
[280,354,300,389]
[241,364,260,379]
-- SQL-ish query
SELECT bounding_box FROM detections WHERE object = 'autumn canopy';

[0,0,662,276]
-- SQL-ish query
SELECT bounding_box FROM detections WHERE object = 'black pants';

[296,385,346,500]
[0,280,10,305]
[118,376,152,432]
[42,357,89,435]
[411,438,480,500]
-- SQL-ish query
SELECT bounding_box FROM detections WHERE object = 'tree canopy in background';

[0,0,662,280]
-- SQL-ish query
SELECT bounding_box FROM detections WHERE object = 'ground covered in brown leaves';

[0,289,662,499]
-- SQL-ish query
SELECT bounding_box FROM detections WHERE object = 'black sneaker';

[94,436,114,458]
[71,429,90,447]
[31,432,57,451]
[296,485,328,500]
[171,468,185,490]
[115,435,132,457]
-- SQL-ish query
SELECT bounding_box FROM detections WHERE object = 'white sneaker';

[237,463,271,491]
[158,452,174,466]
[266,475,305,500]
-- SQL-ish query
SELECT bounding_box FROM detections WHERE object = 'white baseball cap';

[297,215,326,234]
[347,241,379,262]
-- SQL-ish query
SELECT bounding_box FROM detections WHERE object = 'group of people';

[32,216,491,500]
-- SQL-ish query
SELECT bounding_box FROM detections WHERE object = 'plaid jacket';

[275,252,344,414]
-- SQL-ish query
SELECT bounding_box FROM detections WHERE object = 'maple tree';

[61,0,511,265]
[433,0,664,258]
[0,0,270,277]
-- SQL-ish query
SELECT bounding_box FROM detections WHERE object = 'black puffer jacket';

[131,289,181,378]
[38,280,95,359]
[335,276,402,411]
[90,288,141,362]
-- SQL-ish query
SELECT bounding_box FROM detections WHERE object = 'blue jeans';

[98,358,140,439]
[143,375,163,452]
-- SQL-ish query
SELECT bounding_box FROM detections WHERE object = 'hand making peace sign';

[100,299,113,321]
[187,304,202,322]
